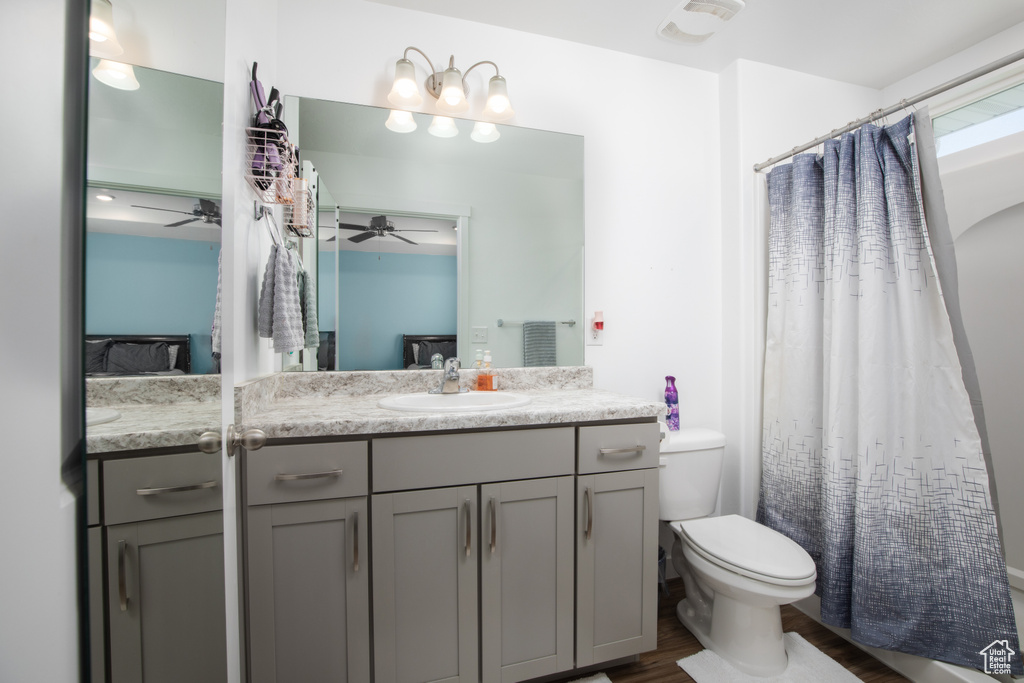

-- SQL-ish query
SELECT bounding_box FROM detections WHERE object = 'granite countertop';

[241,388,664,440]
[85,368,664,454]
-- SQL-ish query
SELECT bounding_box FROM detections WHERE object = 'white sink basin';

[86,407,122,426]
[378,391,532,413]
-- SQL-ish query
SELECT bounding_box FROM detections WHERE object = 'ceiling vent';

[657,0,745,45]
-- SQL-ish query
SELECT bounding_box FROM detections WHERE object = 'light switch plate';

[472,326,488,343]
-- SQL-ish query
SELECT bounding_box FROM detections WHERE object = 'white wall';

[954,202,1024,584]
[718,60,881,517]
[0,1,83,681]
[272,0,723,419]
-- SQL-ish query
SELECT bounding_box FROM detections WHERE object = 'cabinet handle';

[117,540,129,612]
[464,499,472,558]
[598,445,647,457]
[136,480,217,496]
[275,468,343,481]
[489,497,497,555]
[352,512,359,573]
[584,487,593,541]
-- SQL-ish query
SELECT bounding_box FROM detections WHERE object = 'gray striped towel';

[271,246,305,353]
[523,320,556,366]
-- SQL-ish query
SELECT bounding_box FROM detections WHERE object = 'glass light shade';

[92,59,140,91]
[428,116,459,138]
[387,58,423,108]
[385,109,417,133]
[470,121,500,143]
[89,0,124,58]
[436,67,469,114]
[482,75,514,121]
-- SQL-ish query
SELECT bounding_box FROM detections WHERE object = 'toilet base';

[676,593,788,677]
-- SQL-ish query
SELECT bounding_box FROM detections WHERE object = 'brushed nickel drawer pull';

[598,445,647,457]
[275,468,344,481]
[464,499,472,558]
[584,487,593,541]
[118,540,129,612]
[352,512,359,573]
[489,497,497,555]
[136,480,217,496]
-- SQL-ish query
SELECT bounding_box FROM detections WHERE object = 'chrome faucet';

[429,357,466,394]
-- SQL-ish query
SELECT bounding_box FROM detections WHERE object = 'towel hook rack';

[496,319,576,327]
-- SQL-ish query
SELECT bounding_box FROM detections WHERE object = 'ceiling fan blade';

[166,218,199,227]
[338,223,369,231]
[214,218,222,226]
[348,231,377,243]
[326,236,337,242]
[391,234,419,245]
[393,229,438,233]
[131,205,193,215]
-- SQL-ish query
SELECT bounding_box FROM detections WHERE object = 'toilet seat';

[671,515,816,586]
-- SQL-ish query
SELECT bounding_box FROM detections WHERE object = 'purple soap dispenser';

[665,376,680,431]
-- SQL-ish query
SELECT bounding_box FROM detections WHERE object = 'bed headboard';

[402,334,457,368]
[86,334,192,374]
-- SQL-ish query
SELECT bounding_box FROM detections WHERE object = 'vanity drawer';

[247,441,368,506]
[577,423,660,474]
[373,428,574,492]
[104,451,222,526]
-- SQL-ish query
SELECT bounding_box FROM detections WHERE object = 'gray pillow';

[85,338,112,373]
[417,340,456,365]
[107,342,170,374]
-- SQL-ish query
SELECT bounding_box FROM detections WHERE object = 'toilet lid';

[678,515,816,582]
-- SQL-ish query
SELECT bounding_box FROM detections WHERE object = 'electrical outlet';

[472,326,488,343]
[586,318,604,346]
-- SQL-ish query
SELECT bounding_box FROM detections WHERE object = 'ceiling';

[86,188,221,243]
[366,0,1024,89]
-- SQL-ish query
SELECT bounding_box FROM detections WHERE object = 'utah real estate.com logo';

[980,639,1015,675]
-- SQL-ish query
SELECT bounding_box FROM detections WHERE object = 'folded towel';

[272,246,305,352]
[523,320,556,367]
[211,247,223,354]
[257,245,278,338]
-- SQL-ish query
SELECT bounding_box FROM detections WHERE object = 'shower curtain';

[758,111,1021,673]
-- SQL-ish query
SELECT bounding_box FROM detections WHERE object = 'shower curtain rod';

[753,47,1024,172]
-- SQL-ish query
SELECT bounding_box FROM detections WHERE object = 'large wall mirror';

[295,98,585,370]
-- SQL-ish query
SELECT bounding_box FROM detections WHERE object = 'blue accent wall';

[321,250,457,370]
[86,233,220,374]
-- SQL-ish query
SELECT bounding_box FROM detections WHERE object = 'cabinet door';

[107,511,227,683]
[247,497,369,683]
[576,469,659,667]
[373,486,478,683]
[481,477,574,683]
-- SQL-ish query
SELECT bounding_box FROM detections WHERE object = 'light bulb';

[385,109,417,134]
[470,121,500,143]
[436,67,469,115]
[482,75,514,122]
[89,0,124,58]
[428,116,459,138]
[387,58,423,108]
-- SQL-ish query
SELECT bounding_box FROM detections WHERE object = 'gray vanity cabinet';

[372,486,479,683]
[480,476,575,683]
[102,451,227,683]
[575,423,661,667]
[245,442,371,683]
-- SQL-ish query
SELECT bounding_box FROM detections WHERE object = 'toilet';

[660,428,817,677]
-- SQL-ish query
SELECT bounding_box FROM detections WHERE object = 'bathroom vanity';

[86,367,662,683]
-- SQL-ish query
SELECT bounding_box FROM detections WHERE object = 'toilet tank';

[659,427,727,522]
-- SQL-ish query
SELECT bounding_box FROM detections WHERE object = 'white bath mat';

[678,632,860,683]
[567,674,611,683]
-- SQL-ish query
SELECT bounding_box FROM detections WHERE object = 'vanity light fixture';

[89,0,124,58]
[92,59,140,91]
[387,47,515,122]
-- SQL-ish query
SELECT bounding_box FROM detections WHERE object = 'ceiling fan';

[331,215,437,245]
[131,198,222,227]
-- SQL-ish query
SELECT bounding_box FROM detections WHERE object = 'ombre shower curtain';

[758,111,1020,674]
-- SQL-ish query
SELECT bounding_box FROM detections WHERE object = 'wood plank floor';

[600,578,909,682]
